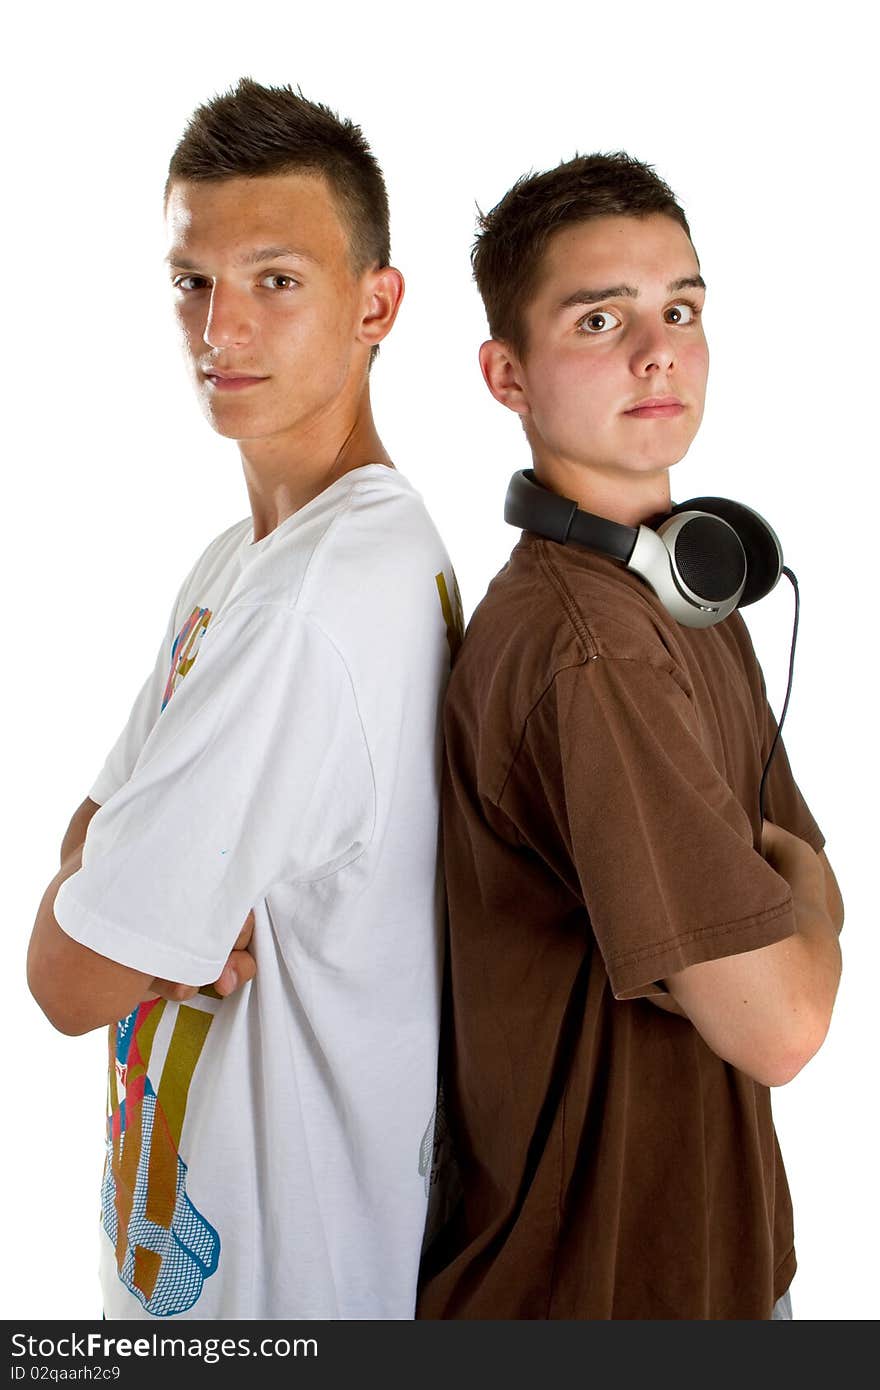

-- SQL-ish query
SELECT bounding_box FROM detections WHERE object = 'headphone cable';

[758,565,800,823]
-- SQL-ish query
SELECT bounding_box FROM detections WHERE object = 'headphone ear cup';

[670,496,783,607]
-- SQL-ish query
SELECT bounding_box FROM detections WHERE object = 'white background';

[3,0,876,1321]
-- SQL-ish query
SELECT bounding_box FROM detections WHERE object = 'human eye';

[576,308,622,335]
[664,301,701,325]
[259,272,298,291]
[171,273,210,292]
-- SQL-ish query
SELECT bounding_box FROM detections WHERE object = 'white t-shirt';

[54,465,459,1320]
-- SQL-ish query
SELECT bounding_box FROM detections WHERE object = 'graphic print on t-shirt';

[102,998,220,1316]
[162,607,212,711]
[102,602,220,1315]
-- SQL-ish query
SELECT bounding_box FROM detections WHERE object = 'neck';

[239,386,393,543]
[532,455,671,528]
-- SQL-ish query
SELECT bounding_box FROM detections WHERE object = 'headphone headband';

[505,469,636,562]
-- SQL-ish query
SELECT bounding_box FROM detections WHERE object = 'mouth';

[623,395,685,419]
[624,395,685,419]
[203,369,270,393]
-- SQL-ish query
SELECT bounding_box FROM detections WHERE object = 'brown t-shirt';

[418,532,823,1320]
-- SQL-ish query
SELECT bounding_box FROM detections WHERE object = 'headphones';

[504,469,784,629]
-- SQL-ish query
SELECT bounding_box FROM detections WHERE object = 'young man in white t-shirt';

[28,78,458,1321]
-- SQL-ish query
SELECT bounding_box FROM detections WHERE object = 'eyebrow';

[166,246,318,269]
[559,274,706,308]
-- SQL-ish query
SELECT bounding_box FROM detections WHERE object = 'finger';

[148,977,199,1003]
[231,910,256,951]
[214,948,258,997]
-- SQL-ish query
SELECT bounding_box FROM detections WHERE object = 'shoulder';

[160,518,251,636]
[314,465,450,571]
[215,470,454,683]
[452,535,685,709]
[187,518,252,577]
[292,467,453,636]
[242,467,450,606]
[445,536,694,799]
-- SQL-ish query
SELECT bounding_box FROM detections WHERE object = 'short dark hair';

[166,77,390,274]
[472,152,693,356]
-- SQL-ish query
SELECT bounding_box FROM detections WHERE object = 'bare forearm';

[27,848,154,1036]
[667,924,839,1086]
[766,895,840,1056]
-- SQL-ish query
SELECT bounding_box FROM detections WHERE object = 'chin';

[629,437,697,472]
[204,418,244,440]
[201,405,272,441]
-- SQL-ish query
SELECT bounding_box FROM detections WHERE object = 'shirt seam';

[535,537,683,656]
[774,1244,795,1278]
[495,659,591,807]
[494,652,692,810]
[242,469,409,610]
[288,482,360,610]
[535,541,598,657]
[607,896,793,970]
[103,605,377,891]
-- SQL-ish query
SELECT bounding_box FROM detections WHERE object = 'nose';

[203,283,254,350]
[629,321,676,377]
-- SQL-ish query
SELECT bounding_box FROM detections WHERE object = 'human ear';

[358,266,405,347]
[478,339,530,416]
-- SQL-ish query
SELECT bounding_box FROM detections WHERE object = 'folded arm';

[28,796,256,1035]
[27,843,157,1036]
[29,609,373,1038]
[664,826,843,1086]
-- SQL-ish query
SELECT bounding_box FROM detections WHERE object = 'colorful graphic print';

[162,607,212,711]
[103,999,220,1316]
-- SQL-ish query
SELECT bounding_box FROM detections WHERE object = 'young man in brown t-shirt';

[417,155,844,1320]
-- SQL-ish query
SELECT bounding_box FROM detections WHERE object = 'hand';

[147,910,257,1003]
[761,821,826,908]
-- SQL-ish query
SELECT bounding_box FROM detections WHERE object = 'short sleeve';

[89,623,176,806]
[87,560,203,806]
[549,657,796,999]
[55,604,375,984]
